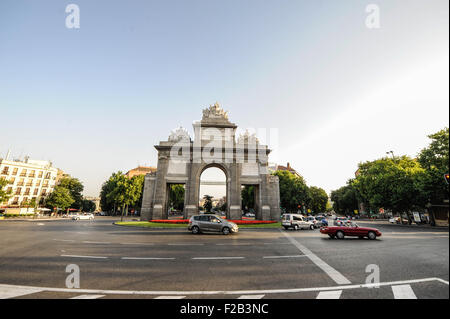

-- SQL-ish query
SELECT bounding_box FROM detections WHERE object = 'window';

[199,216,210,222]
[20,169,27,177]
[44,172,51,179]
[17,178,24,186]
[7,187,12,193]
[33,189,39,195]
[1,166,9,175]
[9,177,15,184]
[24,188,30,195]
[12,168,18,175]
[41,189,47,196]
[36,180,41,186]
[15,187,22,195]
[12,197,19,205]
[29,170,36,178]
[26,180,33,187]
[38,171,43,178]
[43,181,49,187]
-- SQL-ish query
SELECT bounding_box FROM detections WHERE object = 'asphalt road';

[0,217,448,299]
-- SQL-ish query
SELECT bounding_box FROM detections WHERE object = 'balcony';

[1,171,8,175]
[20,174,26,177]
[26,183,33,187]
[17,182,24,186]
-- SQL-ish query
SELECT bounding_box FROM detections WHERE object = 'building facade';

[125,166,157,178]
[0,157,59,206]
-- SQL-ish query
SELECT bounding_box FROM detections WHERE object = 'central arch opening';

[199,166,227,217]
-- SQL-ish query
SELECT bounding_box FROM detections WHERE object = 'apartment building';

[0,156,59,206]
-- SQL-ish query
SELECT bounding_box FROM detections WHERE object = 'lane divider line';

[0,286,43,299]
[121,257,176,260]
[154,296,186,299]
[71,294,105,299]
[192,257,245,260]
[237,295,265,299]
[0,277,446,296]
[280,230,352,285]
[263,255,308,259]
[61,255,108,259]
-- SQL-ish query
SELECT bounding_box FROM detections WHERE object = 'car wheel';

[310,225,315,230]
[294,224,299,231]
[191,226,200,234]
[283,226,289,230]
[368,231,377,240]
[222,227,230,235]
[336,231,345,239]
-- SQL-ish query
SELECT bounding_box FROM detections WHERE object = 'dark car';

[320,222,382,240]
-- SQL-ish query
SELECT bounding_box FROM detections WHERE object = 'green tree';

[308,186,328,214]
[331,184,359,215]
[352,156,424,218]
[169,184,185,211]
[0,178,12,205]
[46,186,75,212]
[81,199,96,212]
[241,185,255,212]
[203,195,213,213]
[416,128,449,206]
[58,177,84,209]
[272,170,311,213]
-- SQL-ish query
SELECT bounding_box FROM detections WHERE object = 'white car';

[282,214,315,230]
[72,213,94,221]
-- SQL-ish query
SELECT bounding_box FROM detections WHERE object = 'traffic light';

[445,173,450,184]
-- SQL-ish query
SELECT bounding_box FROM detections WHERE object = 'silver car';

[188,215,239,235]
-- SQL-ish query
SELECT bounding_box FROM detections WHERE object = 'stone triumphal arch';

[140,103,281,221]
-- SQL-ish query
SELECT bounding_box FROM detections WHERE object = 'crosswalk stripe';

[392,284,417,299]
[316,290,343,299]
[71,294,105,299]
[0,286,43,299]
[154,296,186,299]
[237,295,265,299]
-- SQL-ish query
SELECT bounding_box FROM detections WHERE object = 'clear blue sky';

[1,0,448,197]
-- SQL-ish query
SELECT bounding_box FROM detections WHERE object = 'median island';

[115,219,281,229]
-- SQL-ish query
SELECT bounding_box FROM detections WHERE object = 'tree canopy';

[0,178,12,205]
[272,170,311,214]
[308,186,328,214]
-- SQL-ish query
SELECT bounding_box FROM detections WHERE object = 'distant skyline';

[1,0,448,197]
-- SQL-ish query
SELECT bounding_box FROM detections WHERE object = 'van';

[281,214,315,230]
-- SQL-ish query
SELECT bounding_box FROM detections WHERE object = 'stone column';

[140,174,156,221]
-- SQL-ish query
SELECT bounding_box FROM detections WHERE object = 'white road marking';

[121,257,176,260]
[53,239,75,242]
[37,223,45,226]
[192,257,245,260]
[392,284,417,299]
[0,278,446,296]
[263,255,307,259]
[237,295,265,299]
[281,231,352,285]
[154,296,186,299]
[120,243,154,245]
[61,255,108,259]
[168,243,204,246]
[71,294,105,299]
[0,286,43,299]
[82,241,111,244]
[316,290,343,299]
[216,243,251,246]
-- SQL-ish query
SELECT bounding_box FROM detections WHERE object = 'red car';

[320,223,382,240]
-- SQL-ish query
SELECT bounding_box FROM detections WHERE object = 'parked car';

[334,217,348,226]
[188,215,238,235]
[282,214,315,230]
[72,213,94,221]
[306,216,323,228]
[320,222,382,240]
